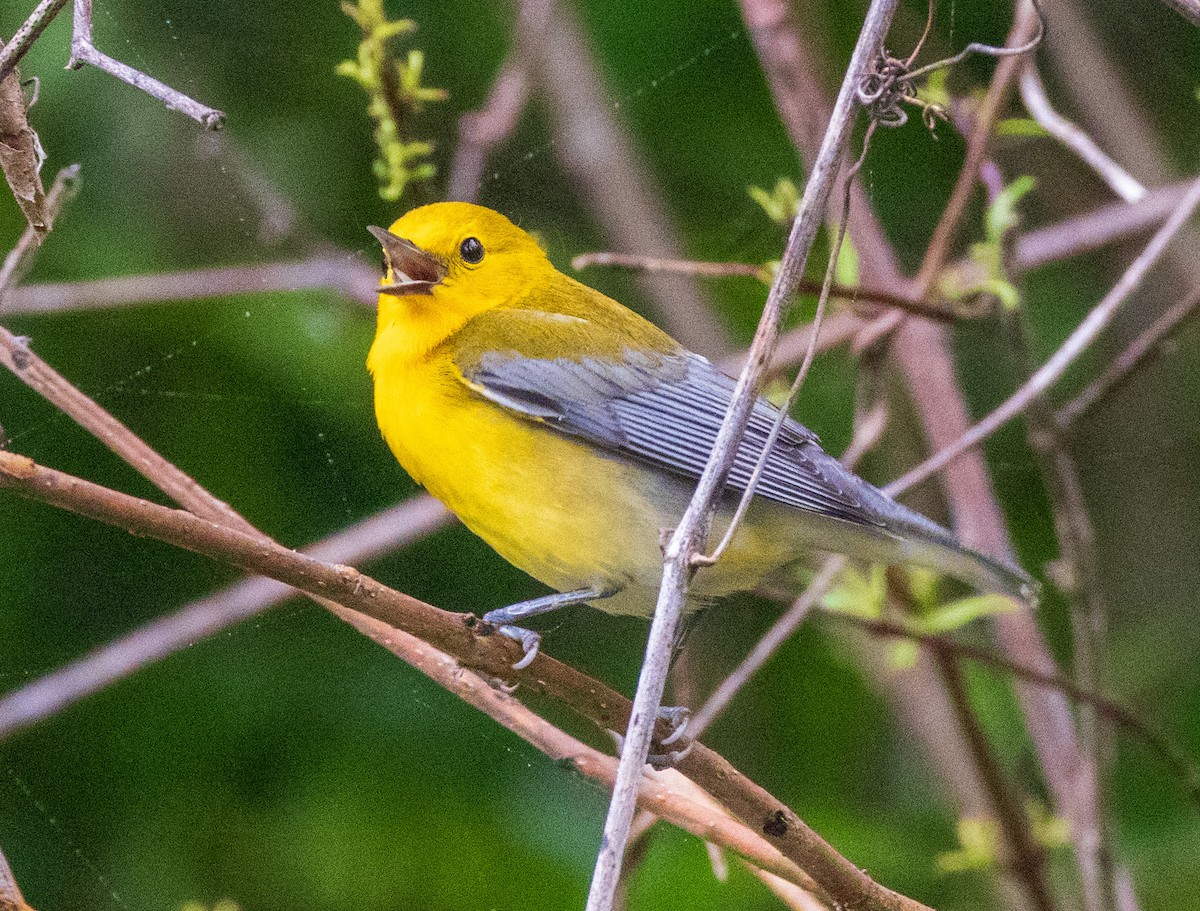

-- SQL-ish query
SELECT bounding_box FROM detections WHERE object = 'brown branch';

[1056,289,1200,429]
[887,178,1200,498]
[930,645,1055,911]
[0,450,930,911]
[571,251,959,321]
[1158,0,1200,26]
[0,844,35,911]
[66,0,225,129]
[0,494,452,740]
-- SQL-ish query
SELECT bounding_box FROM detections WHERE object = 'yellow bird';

[367,202,1032,666]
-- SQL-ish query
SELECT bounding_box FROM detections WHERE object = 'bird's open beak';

[368,225,447,295]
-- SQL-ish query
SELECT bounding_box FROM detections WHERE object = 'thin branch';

[0,494,451,740]
[1157,0,1200,29]
[571,251,960,322]
[930,645,1055,911]
[1018,62,1146,203]
[886,178,1200,498]
[691,557,844,738]
[1056,289,1200,429]
[584,5,901,909]
[3,255,381,315]
[1014,179,1199,272]
[0,449,931,911]
[0,166,79,299]
[0,0,71,82]
[66,0,225,129]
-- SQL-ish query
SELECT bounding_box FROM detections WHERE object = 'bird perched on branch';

[367,202,1033,667]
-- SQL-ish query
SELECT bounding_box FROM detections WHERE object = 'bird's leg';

[482,586,616,670]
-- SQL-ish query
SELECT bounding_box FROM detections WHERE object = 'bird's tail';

[904,533,1039,605]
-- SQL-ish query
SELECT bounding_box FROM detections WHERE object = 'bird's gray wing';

[450,309,948,536]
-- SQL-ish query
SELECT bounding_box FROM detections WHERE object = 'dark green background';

[2,1,1198,908]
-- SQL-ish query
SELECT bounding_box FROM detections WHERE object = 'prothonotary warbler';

[367,202,1033,666]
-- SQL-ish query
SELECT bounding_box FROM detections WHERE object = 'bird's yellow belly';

[374,362,797,616]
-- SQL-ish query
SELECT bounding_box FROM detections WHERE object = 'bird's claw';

[657,705,691,746]
[606,704,694,770]
[497,624,541,670]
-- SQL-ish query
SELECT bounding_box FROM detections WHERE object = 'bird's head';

[369,202,553,347]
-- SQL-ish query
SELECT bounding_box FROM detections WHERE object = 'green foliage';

[937,816,1001,874]
[337,0,446,202]
[748,177,800,227]
[939,175,1036,312]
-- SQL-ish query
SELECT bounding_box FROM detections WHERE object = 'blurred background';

[1,0,1199,908]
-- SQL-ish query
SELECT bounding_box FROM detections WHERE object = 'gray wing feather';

[466,343,956,538]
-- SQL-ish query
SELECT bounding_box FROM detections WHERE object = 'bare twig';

[0,0,70,81]
[1056,289,1200,428]
[3,255,381,315]
[584,5,901,909]
[930,644,1055,911]
[1158,0,1200,26]
[0,166,78,299]
[1014,179,1199,271]
[0,494,451,740]
[691,557,844,738]
[66,0,225,129]
[887,178,1200,498]
[1018,62,1146,203]
[572,250,960,321]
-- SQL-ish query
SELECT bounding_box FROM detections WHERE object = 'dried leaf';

[0,61,47,233]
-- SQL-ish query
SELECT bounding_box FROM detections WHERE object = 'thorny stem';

[583,3,901,909]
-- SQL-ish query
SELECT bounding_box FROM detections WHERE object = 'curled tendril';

[857,0,1046,131]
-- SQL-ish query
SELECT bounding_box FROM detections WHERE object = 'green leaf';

[749,178,801,227]
[996,117,1050,138]
[820,565,887,618]
[912,594,1017,636]
[937,817,1001,874]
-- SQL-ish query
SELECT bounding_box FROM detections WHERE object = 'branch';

[1056,289,1200,429]
[0,450,930,911]
[66,0,225,129]
[584,5,901,909]
[0,494,451,740]
[0,844,35,911]
[1157,0,1200,28]
[0,166,79,298]
[571,251,960,321]
[0,0,70,82]
[886,178,1200,498]
[1018,61,1146,203]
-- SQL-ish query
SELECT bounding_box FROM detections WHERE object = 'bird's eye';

[460,236,485,264]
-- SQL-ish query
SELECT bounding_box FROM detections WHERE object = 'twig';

[1158,0,1200,26]
[886,178,1200,498]
[0,843,35,911]
[0,166,79,299]
[529,0,730,356]
[3,255,382,315]
[1056,289,1200,429]
[1017,61,1146,203]
[1014,179,1199,272]
[0,449,932,911]
[930,644,1055,911]
[818,609,1200,800]
[447,0,550,201]
[0,0,70,82]
[571,250,960,321]
[66,0,225,129]
[691,557,844,739]
[0,494,451,740]
[584,5,901,910]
